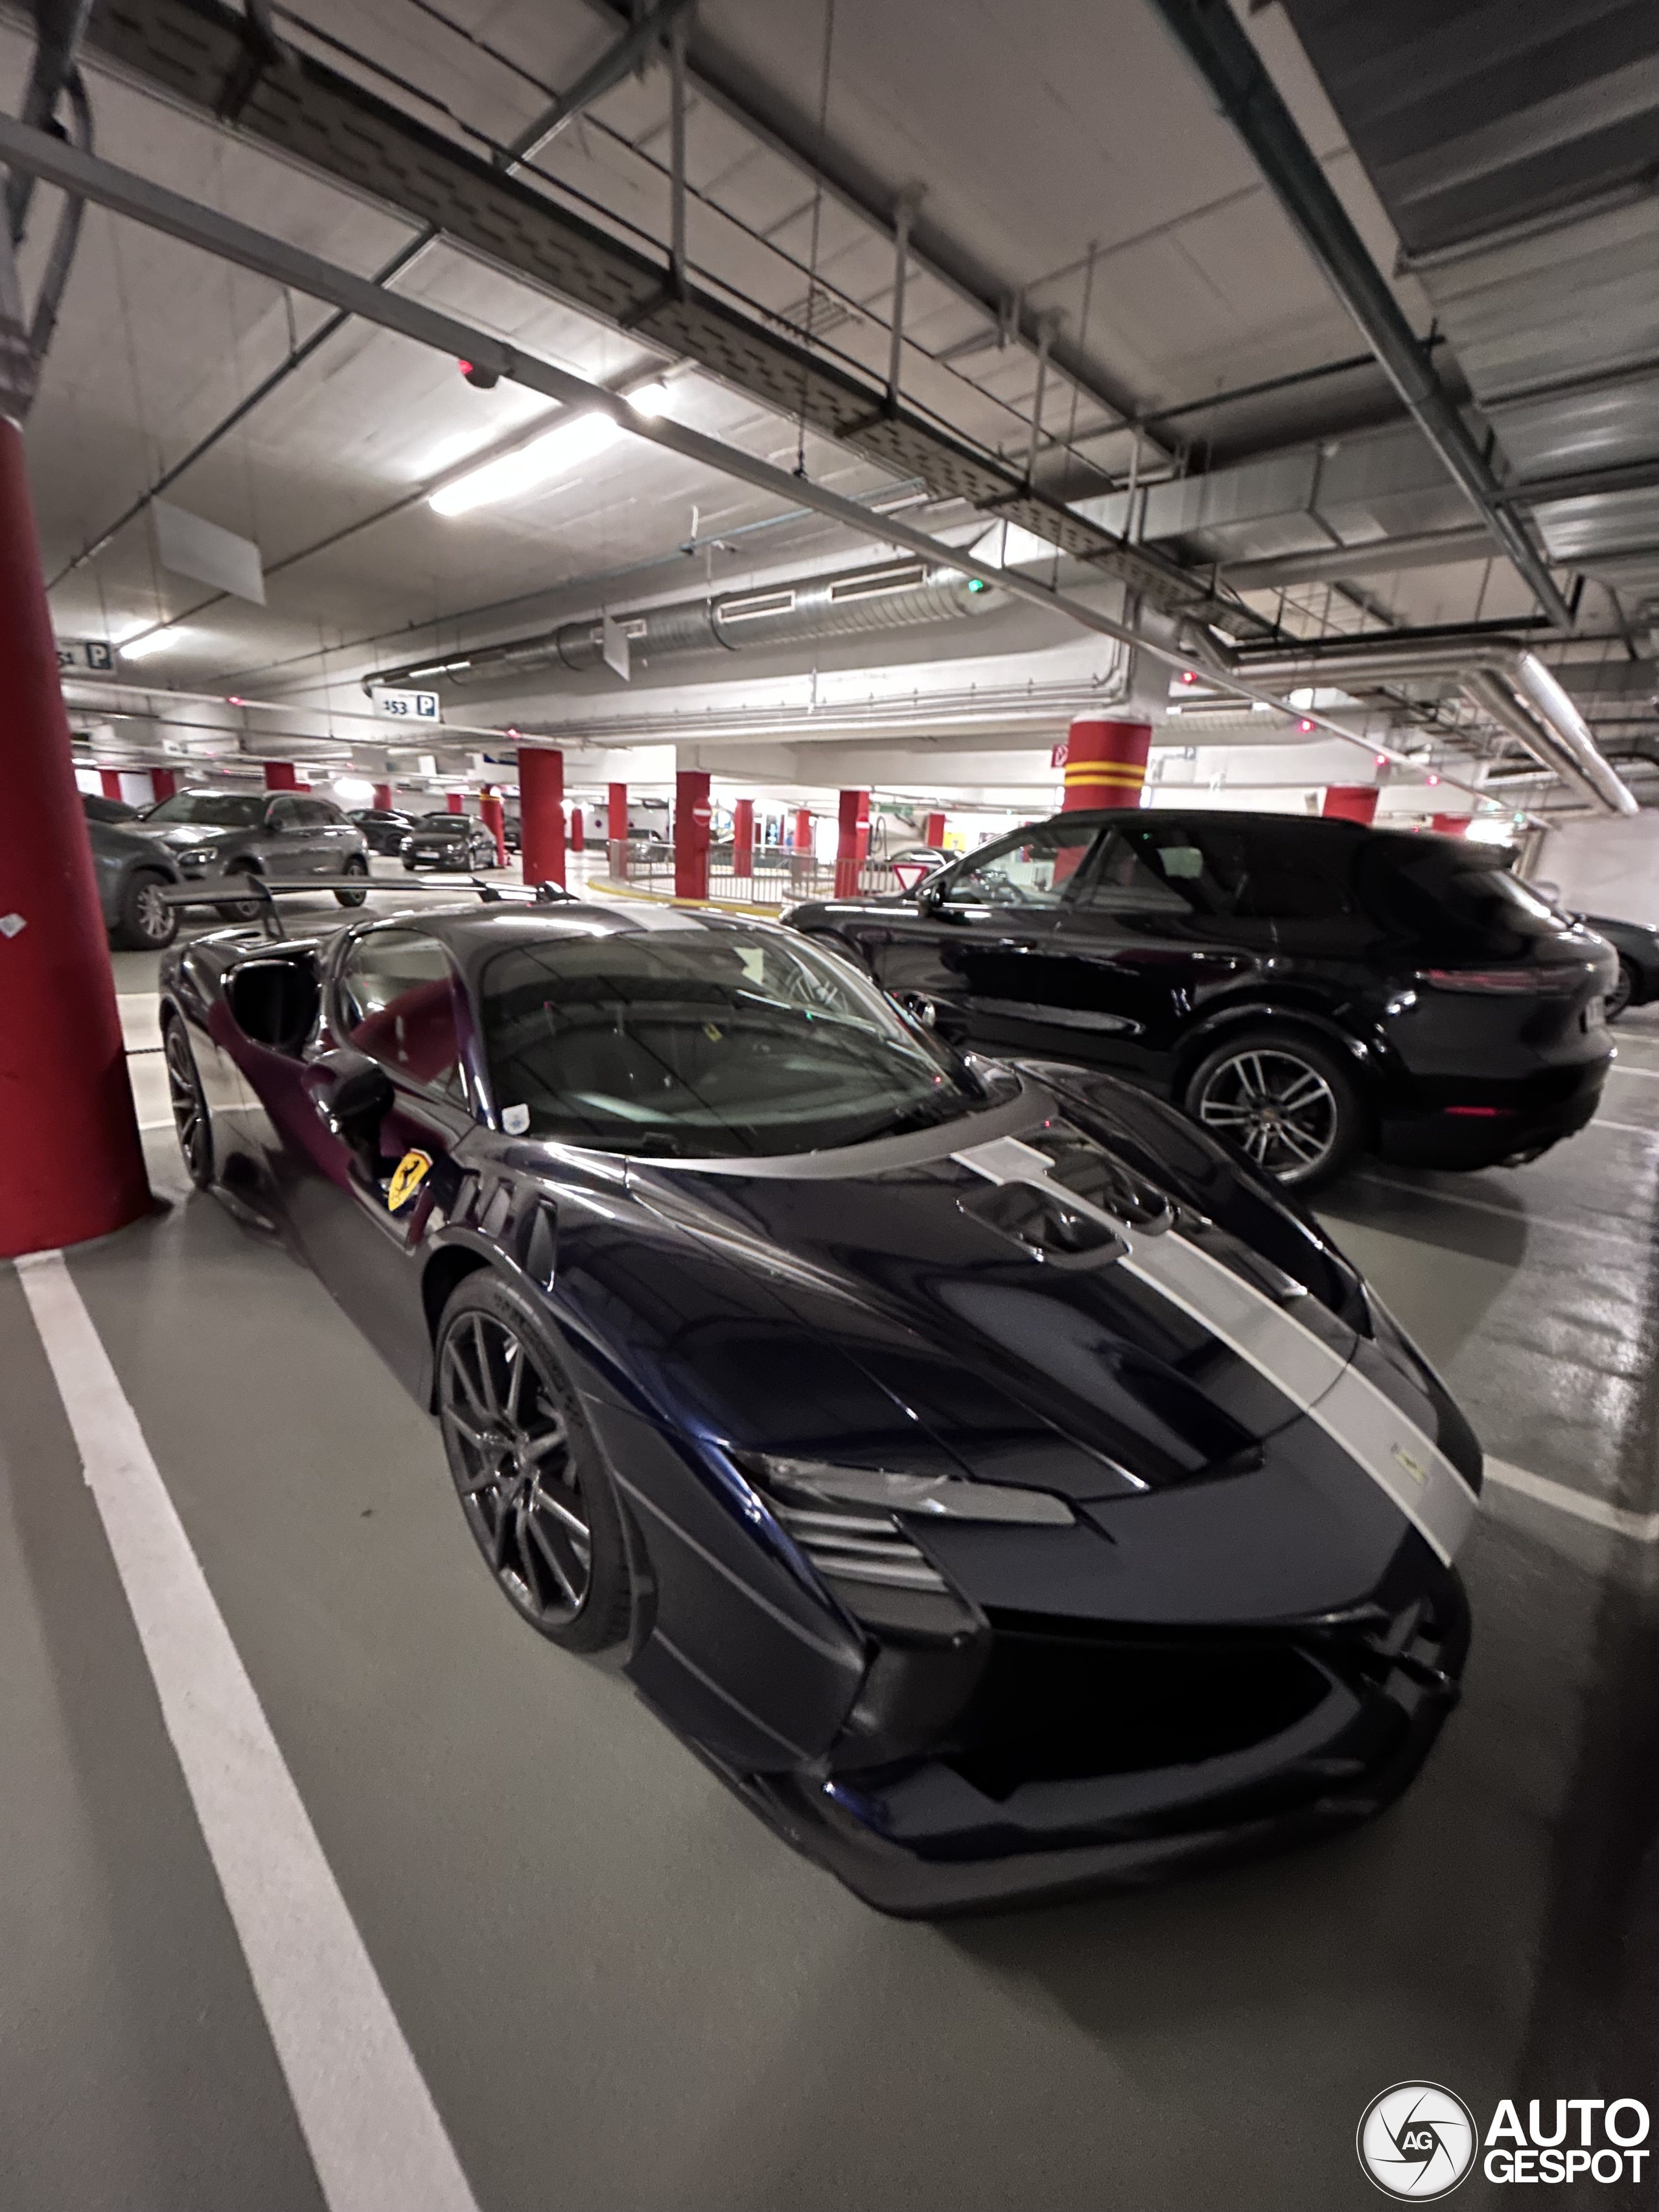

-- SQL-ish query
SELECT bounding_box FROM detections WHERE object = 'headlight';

[178,847,216,866]
[741,1453,1072,1593]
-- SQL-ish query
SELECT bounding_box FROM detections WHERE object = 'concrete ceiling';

[5,0,1651,808]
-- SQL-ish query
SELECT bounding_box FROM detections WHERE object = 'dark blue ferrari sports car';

[158,894,1478,1913]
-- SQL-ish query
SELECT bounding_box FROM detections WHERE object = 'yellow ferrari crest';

[387,1148,432,1211]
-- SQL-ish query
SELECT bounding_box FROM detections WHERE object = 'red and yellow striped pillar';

[1060,719,1152,811]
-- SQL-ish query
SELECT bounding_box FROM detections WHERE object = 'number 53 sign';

[370,685,441,723]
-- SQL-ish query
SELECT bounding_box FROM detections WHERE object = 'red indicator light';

[1443,1105,1511,1117]
[1298,717,1315,732]
[1179,669,1198,685]
[1428,773,1441,786]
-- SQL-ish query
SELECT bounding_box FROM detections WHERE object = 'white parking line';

[15,1252,481,2212]
[1609,1065,1659,1080]
[1588,1117,1659,1137]
[1485,1457,1659,1544]
[1353,1174,1653,1247]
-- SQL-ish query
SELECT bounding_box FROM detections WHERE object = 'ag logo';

[1358,2082,1478,2200]
[386,1148,432,1212]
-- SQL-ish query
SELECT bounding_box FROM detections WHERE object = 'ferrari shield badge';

[387,1148,433,1212]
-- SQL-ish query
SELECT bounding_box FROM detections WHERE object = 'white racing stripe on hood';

[953,1136,1478,1566]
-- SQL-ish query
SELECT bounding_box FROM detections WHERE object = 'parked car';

[402,811,501,872]
[349,806,418,856]
[137,787,370,914]
[157,897,1476,1912]
[82,790,139,824]
[82,794,182,949]
[1575,913,1659,1020]
[789,808,1618,1189]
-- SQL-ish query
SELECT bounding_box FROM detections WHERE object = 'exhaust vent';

[719,588,798,623]
[828,561,929,601]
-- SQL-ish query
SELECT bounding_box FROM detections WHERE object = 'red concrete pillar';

[151,768,178,803]
[835,788,870,898]
[607,780,629,881]
[446,791,465,815]
[732,798,754,879]
[479,786,506,866]
[1432,813,1470,836]
[676,769,712,900]
[1061,719,1151,811]
[570,807,586,854]
[0,420,150,1256]
[1322,786,1379,826]
[520,748,566,888]
[793,807,813,854]
[99,768,123,800]
[922,811,946,847]
[372,781,392,811]
[263,760,297,791]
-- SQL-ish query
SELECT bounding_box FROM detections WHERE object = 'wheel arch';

[1170,999,1380,1100]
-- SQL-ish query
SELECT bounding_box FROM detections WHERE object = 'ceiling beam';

[67,0,1212,611]
[0,109,1495,799]
[575,0,1161,455]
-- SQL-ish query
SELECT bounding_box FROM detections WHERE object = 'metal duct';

[1227,637,1639,815]
[372,560,1003,693]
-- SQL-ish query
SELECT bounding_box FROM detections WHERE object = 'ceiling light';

[628,382,672,417]
[1465,815,1513,844]
[334,776,376,804]
[429,412,625,517]
[118,627,186,661]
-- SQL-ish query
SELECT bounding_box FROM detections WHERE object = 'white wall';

[1535,814,1659,924]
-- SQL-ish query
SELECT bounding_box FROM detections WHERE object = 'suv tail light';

[1419,967,1582,995]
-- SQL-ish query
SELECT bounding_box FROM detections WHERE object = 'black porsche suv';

[790,809,1617,1189]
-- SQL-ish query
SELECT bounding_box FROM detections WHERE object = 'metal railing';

[600,842,912,907]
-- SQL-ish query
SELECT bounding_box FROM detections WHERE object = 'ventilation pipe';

[1214,636,1638,816]
[369,559,1003,695]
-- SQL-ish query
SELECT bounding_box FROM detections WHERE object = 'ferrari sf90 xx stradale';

[159,896,1478,1913]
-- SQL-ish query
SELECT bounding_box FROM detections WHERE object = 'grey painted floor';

[3,910,1656,2212]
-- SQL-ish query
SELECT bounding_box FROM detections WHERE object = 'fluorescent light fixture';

[429,411,625,517]
[1465,814,1514,844]
[627,381,672,418]
[333,776,376,804]
[117,627,186,661]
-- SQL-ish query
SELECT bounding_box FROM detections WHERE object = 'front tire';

[1183,1028,1366,1191]
[1606,959,1636,1022]
[435,1275,632,1652]
[112,868,178,951]
[163,1018,214,1189]
[334,854,369,907]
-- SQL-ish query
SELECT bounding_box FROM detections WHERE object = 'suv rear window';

[1362,840,1569,956]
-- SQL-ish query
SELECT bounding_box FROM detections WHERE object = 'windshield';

[145,791,265,827]
[480,926,986,1158]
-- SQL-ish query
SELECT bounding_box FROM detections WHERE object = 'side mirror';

[306,1046,394,1176]
[916,878,944,914]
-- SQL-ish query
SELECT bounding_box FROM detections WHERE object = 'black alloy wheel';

[334,854,370,907]
[1605,959,1636,1023]
[113,868,178,950]
[1185,1029,1364,1190]
[435,1277,631,1651]
[164,1019,214,1189]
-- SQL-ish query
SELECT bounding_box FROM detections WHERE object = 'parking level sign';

[56,638,115,673]
[371,685,442,724]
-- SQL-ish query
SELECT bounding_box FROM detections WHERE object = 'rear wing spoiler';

[156,874,575,941]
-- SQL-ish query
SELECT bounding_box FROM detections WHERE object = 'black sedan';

[82,794,182,948]
[1578,913,1659,1020]
[402,811,501,872]
[349,806,419,856]
[158,898,1477,1913]
[791,808,1616,1189]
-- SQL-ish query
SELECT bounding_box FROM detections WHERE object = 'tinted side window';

[1362,843,1568,957]
[336,930,464,1095]
[941,820,1104,907]
[267,796,300,828]
[299,798,342,825]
